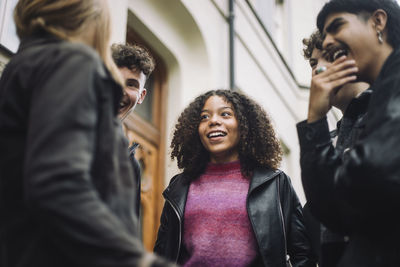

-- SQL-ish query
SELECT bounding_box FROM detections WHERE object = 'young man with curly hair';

[111,43,155,218]
[300,30,369,267]
[112,43,155,120]
[298,0,400,265]
[154,89,315,266]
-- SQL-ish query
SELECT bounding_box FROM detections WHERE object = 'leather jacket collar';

[163,167,280,219]
[249,168,281,194]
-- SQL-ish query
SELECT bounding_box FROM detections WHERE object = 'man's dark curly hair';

[302,30,323,60]
[171,89,282,181]
[111,43,155,77]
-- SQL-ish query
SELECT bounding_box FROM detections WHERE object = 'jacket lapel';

[164,168,281,218]
[163,174,190,219]
[249,168,281,194]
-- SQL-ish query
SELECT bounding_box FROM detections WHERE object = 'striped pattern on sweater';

[183,161,258,267]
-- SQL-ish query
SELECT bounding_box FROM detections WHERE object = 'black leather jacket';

[154,168,315,267]
[297,49,400,266]
[299,90,371,267]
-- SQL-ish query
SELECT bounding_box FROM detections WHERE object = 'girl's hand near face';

[307,56,358,123]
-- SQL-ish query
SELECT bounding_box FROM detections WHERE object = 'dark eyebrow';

[126,78,139,88]
[200,106,233,113]
[324,17,344,34]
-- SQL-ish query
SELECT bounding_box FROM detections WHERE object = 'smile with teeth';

[329,48,348,62]
[207,131,227,138]
[333,49,348,61]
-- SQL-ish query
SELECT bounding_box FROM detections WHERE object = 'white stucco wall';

[107,0,129,44]
[289,0,327,87]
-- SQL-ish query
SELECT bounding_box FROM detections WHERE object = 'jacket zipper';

[164,198,182,263]
[277,178,291,266]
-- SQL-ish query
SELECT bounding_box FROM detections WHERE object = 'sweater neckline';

[205,160,241,175]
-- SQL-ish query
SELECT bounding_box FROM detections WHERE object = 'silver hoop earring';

[377,31,383,44]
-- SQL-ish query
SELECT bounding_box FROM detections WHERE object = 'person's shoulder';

[17,39,105,75]
[255,167,283,177]
[251,167,286,186]
[273,168,291,181]
[265,168,292,184]
[169,173,185,185]
[65,43,118,85]
[55,42,105,72]
[58,41,100,61]
[163,173,188,195]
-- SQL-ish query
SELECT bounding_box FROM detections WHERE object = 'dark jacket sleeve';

[279,173,316,267]
[23,50,172,266]
[296,118,357,233]
[154,200,173,257]
[301,202,321,264]
[154,175,182,262]
[297,52,400,235]
[334,66,400,225]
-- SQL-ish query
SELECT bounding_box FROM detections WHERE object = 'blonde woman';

[0,1,174,266]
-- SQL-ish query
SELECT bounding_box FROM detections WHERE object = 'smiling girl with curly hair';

[170,89,282,180]
[154,89,314,266]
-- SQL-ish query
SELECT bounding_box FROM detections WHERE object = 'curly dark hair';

[171,89,282,181]
[111,43,155,77]
[302,30,323,60]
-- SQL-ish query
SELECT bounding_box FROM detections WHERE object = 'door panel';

[123,25,168,251]
[125,130,159,251]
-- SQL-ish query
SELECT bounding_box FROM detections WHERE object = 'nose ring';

[316,66,327,74]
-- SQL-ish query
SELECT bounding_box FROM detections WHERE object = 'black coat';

[300,90,371,267]
[297,48,400,267]
[0,35,171,267]
[154,168,315,267]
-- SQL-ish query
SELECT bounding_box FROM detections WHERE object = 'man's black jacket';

[300,89,371,267]
[297,48,400,266]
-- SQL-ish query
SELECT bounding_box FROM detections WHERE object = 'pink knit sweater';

[182,161,258,266]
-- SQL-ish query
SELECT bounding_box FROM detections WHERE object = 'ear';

[137,88,147,104]
[371,9,388,32]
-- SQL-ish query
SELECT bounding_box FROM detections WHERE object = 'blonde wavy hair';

[14,0,122,84]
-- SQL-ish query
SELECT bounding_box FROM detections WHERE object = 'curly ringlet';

[111,43,156,77]
[171,89,282,181]
[302,30,323,60]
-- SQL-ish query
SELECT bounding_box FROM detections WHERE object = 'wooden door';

[124,128,160,250]
[122,26,167,251]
